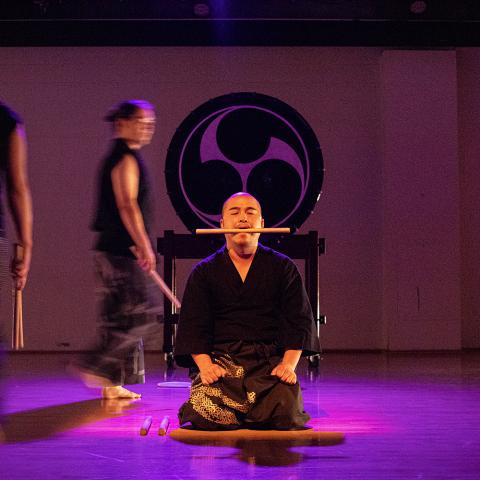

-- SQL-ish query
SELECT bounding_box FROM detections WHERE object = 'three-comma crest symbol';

[166,93,323,231]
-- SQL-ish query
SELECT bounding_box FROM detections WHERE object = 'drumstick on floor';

[140,416,153,436]
[158,416,170,436]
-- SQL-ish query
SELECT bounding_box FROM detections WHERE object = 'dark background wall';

[1,46,478,351]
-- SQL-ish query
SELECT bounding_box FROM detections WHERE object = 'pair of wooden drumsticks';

[140,415,170,436]
[11,228,291,349]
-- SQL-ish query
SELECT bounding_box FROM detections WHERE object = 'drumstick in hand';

[130,247,181,309]
[12,243,24,350]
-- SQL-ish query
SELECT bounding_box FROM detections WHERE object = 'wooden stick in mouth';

[195,228,291,235]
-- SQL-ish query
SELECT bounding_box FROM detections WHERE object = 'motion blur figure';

[77,100,161,400]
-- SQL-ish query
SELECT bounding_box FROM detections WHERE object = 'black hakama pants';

[178,341,310,430]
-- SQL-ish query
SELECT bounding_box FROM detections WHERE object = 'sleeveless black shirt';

[91,138,152,257]
[0,103,22,234]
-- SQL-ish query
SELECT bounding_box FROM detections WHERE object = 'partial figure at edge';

[0,101,33,440]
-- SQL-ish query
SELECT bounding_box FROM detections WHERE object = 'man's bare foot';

[101,386,142,399]
[67,364,113,389]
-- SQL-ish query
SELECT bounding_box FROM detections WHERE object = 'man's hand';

[10,244,31,291]
[192,353,227,385]
[271,362,297,385]
[199,363,227,385]
[11,256,29,290]
[133,244,156,272]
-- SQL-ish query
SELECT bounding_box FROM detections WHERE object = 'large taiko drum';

[165,92,324,231]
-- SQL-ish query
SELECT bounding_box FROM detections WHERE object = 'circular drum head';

[165,92,324,232]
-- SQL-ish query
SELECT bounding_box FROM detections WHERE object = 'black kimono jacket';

[174,244,320,367]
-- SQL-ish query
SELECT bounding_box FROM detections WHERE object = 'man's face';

[120,108,156,147]
[221,194,264,247]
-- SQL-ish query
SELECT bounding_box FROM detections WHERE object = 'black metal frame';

[157,230,325,367]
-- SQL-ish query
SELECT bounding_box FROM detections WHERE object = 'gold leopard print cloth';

[189,354,256,426]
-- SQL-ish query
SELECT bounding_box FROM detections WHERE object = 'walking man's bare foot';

[102,386,141,399]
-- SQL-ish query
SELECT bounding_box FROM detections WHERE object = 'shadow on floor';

[170,427,345,466]
[2,398,139,443]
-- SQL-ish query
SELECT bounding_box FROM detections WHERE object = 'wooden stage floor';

[1,351,479,479]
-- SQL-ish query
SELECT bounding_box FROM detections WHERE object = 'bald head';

[221,192,262,217]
